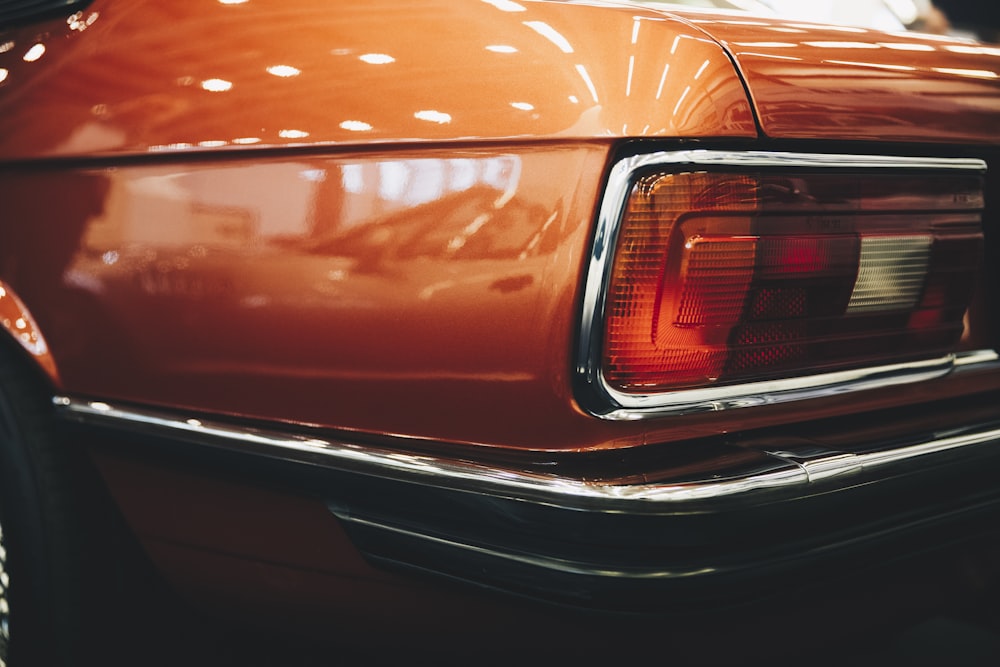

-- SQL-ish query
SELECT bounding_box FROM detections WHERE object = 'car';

[0,0,998,663]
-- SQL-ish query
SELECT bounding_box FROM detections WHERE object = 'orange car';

[0,0,999,663]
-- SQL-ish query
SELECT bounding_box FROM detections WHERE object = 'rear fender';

[0,281,60,387]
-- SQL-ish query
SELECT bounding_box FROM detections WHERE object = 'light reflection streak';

[878,42,935,51]
[278,129,310,139]
[631,18,640,45]
[733,42,796,48]
[739,52,802,61]
[266,65,301,77]
[693,59,710,79]
[804,41,880,49]
[299,169,325,182]
[825,60,916,71]
[673,85,691,117]
[68,11,99,32]
[932,67,999,79]
[945,45,1000,57]
[22,43,45,62]
[378,161,408,201]
[201,78,233,92]
[655,63,670,100]
[342,164,364,194]
[0,42,13,54]
[785,23,867,33]
[0,69,7,84]
[414,109,452,124]
[149,143,194,151]
[359,53,395,65]
[449,159,477,191]
[485,45,518,53]
[716,19,770,26]
[523,21,573,53]
[481,0,526,11]
[340,120,373,131]
[626,55,635,96]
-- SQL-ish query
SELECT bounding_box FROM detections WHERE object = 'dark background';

[936,0,1000,40]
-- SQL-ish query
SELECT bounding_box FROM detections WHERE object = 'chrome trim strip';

[955,349,1000,367]
[336,513,719,580]
[55,396,1000,515]
[577,150,990,419]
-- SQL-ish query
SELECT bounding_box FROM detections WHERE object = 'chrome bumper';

[56,394,1000,610]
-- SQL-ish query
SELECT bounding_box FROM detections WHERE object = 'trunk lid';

[665,9,1000,144]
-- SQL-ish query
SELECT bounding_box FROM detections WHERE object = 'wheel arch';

[0,280,60,389]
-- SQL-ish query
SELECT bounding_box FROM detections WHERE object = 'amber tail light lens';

[602,168,984,394]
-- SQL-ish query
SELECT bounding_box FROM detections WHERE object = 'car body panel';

[3,145,1000,451]
[670,7,1000,143]
[1,1,997,451]
[0,0,756,161]
[0,0,999,654]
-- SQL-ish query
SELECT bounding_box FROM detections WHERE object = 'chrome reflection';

[55,395,1000,515]
[578,150,989,420]
[338,513,720,580]
[54,396,804,512]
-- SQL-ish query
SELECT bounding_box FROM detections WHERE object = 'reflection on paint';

[0,281,58,382]
[87,156,525,252]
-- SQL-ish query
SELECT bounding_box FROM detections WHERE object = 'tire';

[0,343,106,665]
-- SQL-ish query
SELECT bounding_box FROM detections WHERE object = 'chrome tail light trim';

[577,150,990,419]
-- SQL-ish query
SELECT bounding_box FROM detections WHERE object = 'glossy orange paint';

[677,9,1000,144]
[0,145,631,449]
[1,1,998,454]
[0,0,755,160]
[4,143,1000,452]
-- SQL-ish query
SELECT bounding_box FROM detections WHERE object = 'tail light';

[578,151,990,418]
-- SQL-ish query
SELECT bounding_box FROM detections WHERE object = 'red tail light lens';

[602,168,984,394]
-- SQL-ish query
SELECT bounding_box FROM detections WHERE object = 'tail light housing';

[577,151,991,418]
